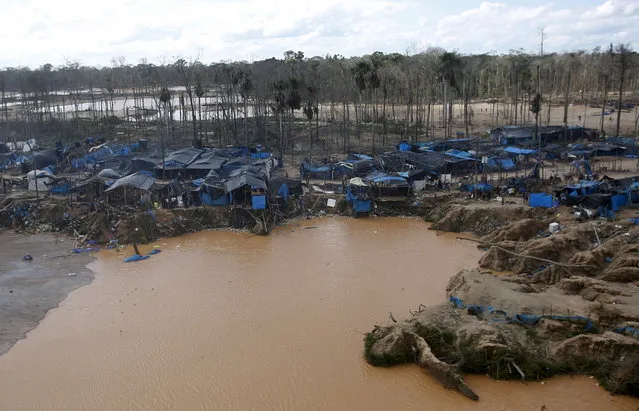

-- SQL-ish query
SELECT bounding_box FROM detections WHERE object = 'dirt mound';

[481,218,552,243]
[479,222,631,278]
[433,204,552,236]
[366,269,639,398]
[552,331,639,362]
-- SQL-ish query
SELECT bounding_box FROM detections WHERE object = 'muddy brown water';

[0,218,637,410]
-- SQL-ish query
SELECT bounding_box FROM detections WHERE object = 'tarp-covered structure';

[155,148,204,174]
[333,158,380,178]
[491,126,598,145]
[503,146,537,156]
[364,171,410,198]
[300,162,332,179]
[105,172,157,192]
[26,169,54,191]
[132,157,160,173]
[185,150,227,176]
[529,193,554,208]
[268,177,302,202]
[97,168,123,180]
[195,159,275,208]
[32,150,60,170]
[346,178,372,214]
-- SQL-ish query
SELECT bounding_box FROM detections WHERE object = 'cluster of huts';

[2,141,301,215]
[2,124,638,219]
[299,125,638,215]
[528,173,639,219]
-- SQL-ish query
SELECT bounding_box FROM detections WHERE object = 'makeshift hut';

[105,171,157,206]
[346,178,372,217]
[364,171,410,198]
[26,169,53,192]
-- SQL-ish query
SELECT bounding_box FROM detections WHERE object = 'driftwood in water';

[403,331,479,401]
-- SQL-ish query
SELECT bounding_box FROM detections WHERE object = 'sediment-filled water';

[0,218,637,410]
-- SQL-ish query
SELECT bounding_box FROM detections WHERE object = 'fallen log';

[403,331,479,401]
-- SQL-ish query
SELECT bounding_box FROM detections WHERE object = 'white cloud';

[0,0,636,67]
[430,0,639,54]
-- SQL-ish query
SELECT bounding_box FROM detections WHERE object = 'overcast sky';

[0,0,636,68]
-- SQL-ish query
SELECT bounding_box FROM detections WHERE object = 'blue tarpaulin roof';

[300,162,331,173]
[364,171,408,186]
[503,146,537,155]
[565,180,600,190]
[499,158,516,170]
[105,172,156,192]
[444,149,476,160]
[349,153,373,160]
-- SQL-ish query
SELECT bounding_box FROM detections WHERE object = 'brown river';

[0,218,637,410]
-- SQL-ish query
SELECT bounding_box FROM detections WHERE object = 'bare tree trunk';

[382,87,387,145]
[616,66,625,137]
[601,77,609,136]
[563,72,571,141]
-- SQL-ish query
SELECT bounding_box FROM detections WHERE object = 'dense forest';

[0,45,637,155]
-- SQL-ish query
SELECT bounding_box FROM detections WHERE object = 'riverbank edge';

[0,231,96,357]
[363,211,639,400]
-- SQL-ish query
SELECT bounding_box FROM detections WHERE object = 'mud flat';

[0,231,94,355]
[365,207,639,400]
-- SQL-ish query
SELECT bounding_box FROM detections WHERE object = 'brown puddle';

[0,217,637,410]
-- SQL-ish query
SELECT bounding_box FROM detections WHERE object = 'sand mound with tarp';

[365,270,639,400]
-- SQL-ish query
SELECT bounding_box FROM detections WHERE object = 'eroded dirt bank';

[365,206,639,400]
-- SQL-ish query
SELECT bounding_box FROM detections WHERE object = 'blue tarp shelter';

[444,149,475,160]
[460,183,493,192]
[352,199,371,212]
[611,194,629,211]
[565,180,601,197]
[300,162,332,179]
[346,178,372,214]
[364,171,408,186]
[503,146,537,155]
[349,153,373,160]
[529,193,554,208]
[251,195,267,209]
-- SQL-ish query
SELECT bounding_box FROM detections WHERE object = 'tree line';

[0,45,637,155]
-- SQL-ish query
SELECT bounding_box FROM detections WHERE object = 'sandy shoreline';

[0,230,95,355]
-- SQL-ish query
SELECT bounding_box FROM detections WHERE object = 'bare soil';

[365,202,639,399]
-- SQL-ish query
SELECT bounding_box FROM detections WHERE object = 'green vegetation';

[363,330,413,367]
[414,324,459,363]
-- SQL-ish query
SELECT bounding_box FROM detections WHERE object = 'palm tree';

[194,81,204,142]
[303,85,318,161]
[159,86,171,179]
[438,52,462,138]
[352,60,372,150]
[271,80,287,154]
[238,69,253,147]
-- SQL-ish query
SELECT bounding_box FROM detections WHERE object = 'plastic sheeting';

[449,296,595,331]
[611,194,629,211]
[529,193,554,208]
[186,151,227,170]
[503,146,537,155]
[364,171,409,186]
[251,195,267,210]
[105,172,156,192]
[352,199,371,212]
[97,168,123,179]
